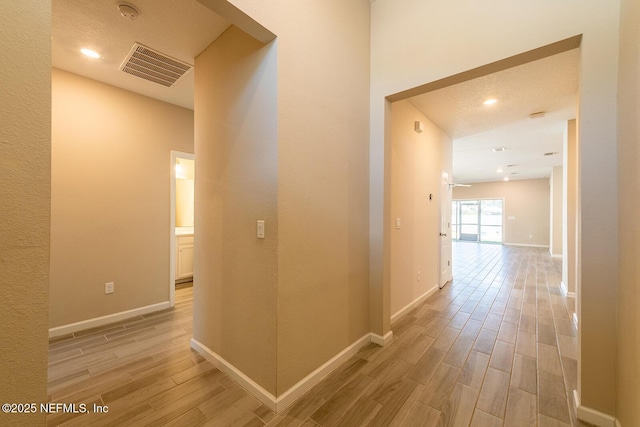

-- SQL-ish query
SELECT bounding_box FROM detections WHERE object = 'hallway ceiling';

[52,0,230,110]
[409,49,579,184]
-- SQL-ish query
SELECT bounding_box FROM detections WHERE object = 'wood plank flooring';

[48,243,585,426]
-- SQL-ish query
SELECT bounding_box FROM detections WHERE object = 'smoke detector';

[118,2,140,20]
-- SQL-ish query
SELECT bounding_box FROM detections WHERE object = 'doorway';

[451,199,504,243]
[170,150,195,306]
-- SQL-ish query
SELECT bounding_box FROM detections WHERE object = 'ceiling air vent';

[119,43,192,87]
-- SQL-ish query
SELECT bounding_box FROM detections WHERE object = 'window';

[451,199,503,243]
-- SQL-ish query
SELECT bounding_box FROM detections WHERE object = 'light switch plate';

[257,220,265,239]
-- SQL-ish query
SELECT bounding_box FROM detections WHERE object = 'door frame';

[439,171,453,288]
[170,150,194,307]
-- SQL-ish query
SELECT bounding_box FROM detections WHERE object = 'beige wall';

[563,120,578,294]
[194,26,279,394]
[453,179,551,247]
[616,0,640,423]
[390,100,451,316]
[371,0,621,415]
[195,0,371,395]
[50,69,194,327]
[550,166,563,257]
[0,2,50,425]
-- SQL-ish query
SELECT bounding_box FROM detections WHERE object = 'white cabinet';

[176,234,194,280]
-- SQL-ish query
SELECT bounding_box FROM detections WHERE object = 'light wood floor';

[48,243,583,426]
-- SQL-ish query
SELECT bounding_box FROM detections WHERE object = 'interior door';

[440,171,452,288]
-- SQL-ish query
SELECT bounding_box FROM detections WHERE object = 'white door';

[439,171,452,288]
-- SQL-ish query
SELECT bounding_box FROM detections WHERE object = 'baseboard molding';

[275,333,373,411]
[191,332,375,413]
[371,331,394,346]
[49,301,171,338]
[391,285,439,324]
[573,390,618,427]
[190,338,277,411]
[503,242,550,248]
[559,281,576,298]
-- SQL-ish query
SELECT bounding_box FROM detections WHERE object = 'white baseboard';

[191,338,277,411]
[559,281,576,298]
[503,242,550,248]
[275,333,373,411]
[573,390,618,427]
[391,285,439,324]
[191,332,376,413]
[49,301,171,338]
[371,331,394,346]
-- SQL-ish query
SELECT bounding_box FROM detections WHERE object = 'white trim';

[503,242,550,248]
[573,390,617,427]
[275,333,372,411]
[191,333,378,413]
[371,331,394,346]
[559,281,576,298]
[191,338,277,410]
[391,285,438,324]
[550,253,563,259]
[573,312,579,326]
[49,301,171,338]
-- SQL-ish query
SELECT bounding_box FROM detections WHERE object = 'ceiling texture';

[52,0,230,109]
[409,49,579,184]
[52,1,579,184]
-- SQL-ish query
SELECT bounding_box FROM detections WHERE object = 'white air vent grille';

[120,43,192,87]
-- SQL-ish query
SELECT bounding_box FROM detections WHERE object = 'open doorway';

[170,150,195,306]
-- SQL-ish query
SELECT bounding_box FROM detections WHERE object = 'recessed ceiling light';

[483,98,498,105]
[80,48,102,59]
[492,147,507,152]
[503,177,510,182]
[544,152,559,156]
[506,164,518,168]
[496,168,503,173]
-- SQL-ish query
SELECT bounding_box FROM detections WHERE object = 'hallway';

[47,243,581,426]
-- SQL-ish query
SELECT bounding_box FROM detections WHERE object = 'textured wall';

[390,100,452,316]
[50,69,193,327]
[194,26,279,394]
[616,0,640,423]
[0,2,51,425]
[550,166,563,256]
[196,0,371,395]
[453,179,551,247]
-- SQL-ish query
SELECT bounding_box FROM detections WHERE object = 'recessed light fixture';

[80,48,102,59]
[529,111,546,119]
[496,168,503,173]
[506,164,519,168]
[493,147,507,152]
[483,98,498,105]
[503,177,510,182]
[544,152,559,156]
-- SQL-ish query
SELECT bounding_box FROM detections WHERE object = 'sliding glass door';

[451,199,503,243]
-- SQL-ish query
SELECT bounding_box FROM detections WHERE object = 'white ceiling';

[53,2,579,183]
[408,49,579,183]
[52,0,230,110]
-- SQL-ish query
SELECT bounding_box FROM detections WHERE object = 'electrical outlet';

[105,282,114,294]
